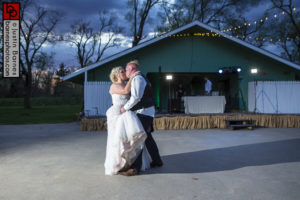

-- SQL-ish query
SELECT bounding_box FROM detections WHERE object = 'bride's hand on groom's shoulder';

[131,71,140,79]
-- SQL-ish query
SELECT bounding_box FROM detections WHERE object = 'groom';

[120,60,163,176]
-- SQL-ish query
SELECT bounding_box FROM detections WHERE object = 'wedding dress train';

[104,94,151,175]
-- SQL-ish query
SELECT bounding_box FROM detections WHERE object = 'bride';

[104,66,151,175]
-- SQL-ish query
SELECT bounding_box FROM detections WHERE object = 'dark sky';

[32,0,299,68]
[36,0,161,67]
[38,0,128,34]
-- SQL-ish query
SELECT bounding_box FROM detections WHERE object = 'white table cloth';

[183,96,226,114]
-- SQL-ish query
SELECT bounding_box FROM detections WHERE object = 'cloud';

[40,32,133,67]
[36,0,127,34]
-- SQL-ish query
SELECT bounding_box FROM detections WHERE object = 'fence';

[248,81,300,114]
[84,81,112,116]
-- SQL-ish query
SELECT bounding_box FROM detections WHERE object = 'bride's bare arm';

[123,75,134,94]
[110,75,136,95]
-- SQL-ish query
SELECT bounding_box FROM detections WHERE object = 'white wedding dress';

[104,94,151,175]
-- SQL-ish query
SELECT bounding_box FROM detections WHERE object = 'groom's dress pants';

[131,114,162,171]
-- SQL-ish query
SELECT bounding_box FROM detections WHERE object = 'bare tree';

[18,0,62,108]
[32,52,55,96]
[223,14,268,47]
[158,0,239,32]
[269,0,300,63]
[126,0,160,47]
[67,10,120,68]
[157,0,263,32]
[68,21,96,68]
[95,10,121,62]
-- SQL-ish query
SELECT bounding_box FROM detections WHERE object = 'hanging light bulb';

[274,14,278,18]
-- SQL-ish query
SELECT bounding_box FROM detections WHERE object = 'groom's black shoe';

[119,168,138,176]
[150,161,163,168]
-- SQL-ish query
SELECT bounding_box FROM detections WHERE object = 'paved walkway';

[1,123,300,200]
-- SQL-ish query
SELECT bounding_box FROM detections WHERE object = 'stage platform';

[80,113,300,131]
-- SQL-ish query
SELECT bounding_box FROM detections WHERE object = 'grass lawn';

[0,105,81,124]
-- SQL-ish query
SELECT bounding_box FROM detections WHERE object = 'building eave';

[62,20,300,81]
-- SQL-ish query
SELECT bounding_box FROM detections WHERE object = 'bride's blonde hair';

[109,66,123,83]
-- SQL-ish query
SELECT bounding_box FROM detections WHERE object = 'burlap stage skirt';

[80,114,300,131]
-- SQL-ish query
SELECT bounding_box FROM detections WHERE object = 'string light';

[293,7,296,11]
[220,9,288,34]
[152,26,300,44]
[123,28,300,43]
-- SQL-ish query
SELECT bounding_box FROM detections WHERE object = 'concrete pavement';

[0,123,300,200]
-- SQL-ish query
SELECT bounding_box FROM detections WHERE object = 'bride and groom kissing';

[105,60,163,176]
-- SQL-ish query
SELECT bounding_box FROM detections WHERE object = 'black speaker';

[168,98,181,113]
